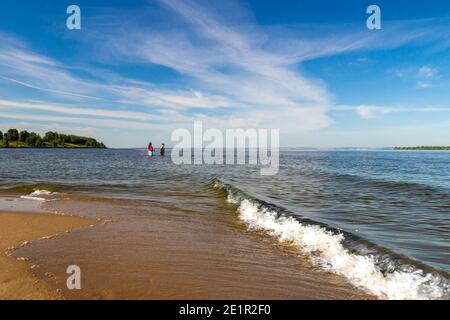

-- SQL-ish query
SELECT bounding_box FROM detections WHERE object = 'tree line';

[394,146,450,151]
[0,129,106,148]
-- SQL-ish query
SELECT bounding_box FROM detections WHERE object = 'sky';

[0,0,450,148]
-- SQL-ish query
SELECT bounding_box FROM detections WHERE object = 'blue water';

[0,148,449,297]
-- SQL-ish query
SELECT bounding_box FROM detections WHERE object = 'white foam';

[20,190,57,201]
[228,194,449,300]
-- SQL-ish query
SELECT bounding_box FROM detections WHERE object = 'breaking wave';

[20,190,60,201]
[213,179,450,300]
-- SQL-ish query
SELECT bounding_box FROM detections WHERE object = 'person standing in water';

[160,143,166,156]
[148,142,153,157]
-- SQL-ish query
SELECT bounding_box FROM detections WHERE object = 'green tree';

[7,129,19,141]
[34,137,43,148]
[43,131,58,143]
[59,134,68,146]
[2,134,10,147]
[1,129,105,148]
[85,138,97,147]
[19,130,30,142]
[27,132,37,146]
[70,135,87,145]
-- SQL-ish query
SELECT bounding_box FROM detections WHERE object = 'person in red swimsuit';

[148,142,153,157]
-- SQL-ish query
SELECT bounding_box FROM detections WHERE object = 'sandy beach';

[2,0,450,304]
[4,196,374,300]
[0,211,97,299]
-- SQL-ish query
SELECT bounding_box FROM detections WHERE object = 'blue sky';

[0,0,450,148]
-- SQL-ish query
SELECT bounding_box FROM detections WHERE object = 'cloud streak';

[335,104,450,119]
[2,1,450,147]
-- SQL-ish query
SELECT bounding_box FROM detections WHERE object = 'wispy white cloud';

[393,64,441,89]
[2,2,450,147]
[94,1,450,130]
[101,0,332,110]
[109,86,232,110]
[0,99,189,122]
[416,82,433,89]
[0,34,106,101]
[0,1,336,137]
[356,105,394,119]
[0,75,106,101]
[417,65,439,79]
[416,65,440,88]
[335,104,450,119]
[0,32,233,111]
[0,111,172,131]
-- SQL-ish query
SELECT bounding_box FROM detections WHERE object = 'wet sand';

[0,211,98,299]
[12,196,374,300]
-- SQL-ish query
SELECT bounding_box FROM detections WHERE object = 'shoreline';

[0,193,374,300]
[21,196,374,300]
[0,210,98,299]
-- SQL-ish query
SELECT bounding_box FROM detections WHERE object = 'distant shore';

[0,129,106,148]
[395,146,450,150]
[0,143,106,149]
